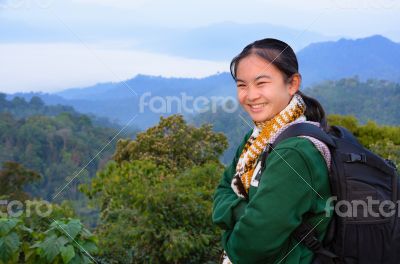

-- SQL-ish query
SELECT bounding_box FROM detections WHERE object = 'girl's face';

[236,53,299,123]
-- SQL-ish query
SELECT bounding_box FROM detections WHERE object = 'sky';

[0,0,399,93]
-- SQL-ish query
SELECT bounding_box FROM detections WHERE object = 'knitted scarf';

[231,93,306,199]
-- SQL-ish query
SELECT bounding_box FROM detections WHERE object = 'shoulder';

[269,136,329,174]
[273,136,318,154]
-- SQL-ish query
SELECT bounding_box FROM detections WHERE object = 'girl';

[212,38,333,264]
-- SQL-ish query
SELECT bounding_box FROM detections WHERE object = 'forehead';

[235,54,280,81]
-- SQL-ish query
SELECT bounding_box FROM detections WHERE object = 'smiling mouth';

[248,103,267,110]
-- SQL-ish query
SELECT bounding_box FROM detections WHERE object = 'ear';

[287,73,301,96]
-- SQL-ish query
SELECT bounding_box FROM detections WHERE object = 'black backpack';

[257,123,400,264]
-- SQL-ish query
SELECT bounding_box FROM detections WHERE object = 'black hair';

[230,38,328,131]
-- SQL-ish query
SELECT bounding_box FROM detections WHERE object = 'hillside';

[306,77,400,125]
[0,96,139,201]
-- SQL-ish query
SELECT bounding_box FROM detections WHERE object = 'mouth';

[248,103,267,111]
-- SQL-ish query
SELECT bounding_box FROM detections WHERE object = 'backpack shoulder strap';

[256,122,335,182]
[270,124,339,262]
[292,222,339,263]
[271,122,336,149]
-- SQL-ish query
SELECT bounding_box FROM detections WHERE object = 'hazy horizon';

[1,0,399,93]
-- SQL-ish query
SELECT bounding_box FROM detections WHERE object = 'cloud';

[0,43,227,93]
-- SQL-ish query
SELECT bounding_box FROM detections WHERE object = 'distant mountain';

[134,21,334,60]
[0,20,333,61]
[8,74,236,128]
[56,73,235,100]
[55,73,237,128]
[8,35,400,129]
[298,35,400,87]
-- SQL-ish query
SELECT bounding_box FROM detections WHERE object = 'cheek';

[265,85,288,102]
[258,88,274,102]
[237,89,247,104]
[273,92,291,110]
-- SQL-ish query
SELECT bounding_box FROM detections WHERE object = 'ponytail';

[296,90,329,131]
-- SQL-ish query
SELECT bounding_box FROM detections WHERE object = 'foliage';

[113,114,227,173]
[0,111,117,201]
[306,77,400,126]
[0,217,97,264]
[190,100,251,164]
[81,160,222,264]
[0,162,41,201]
[81,115,228,263]
[0,198,94,264]
[369,139,400,169]
[0,218,21,263]
[0,94,76,120]
[2,88,398,264]
[0,93,126,130]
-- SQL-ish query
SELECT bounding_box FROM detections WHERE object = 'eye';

[257,81,269,86]
[237,83,247,89]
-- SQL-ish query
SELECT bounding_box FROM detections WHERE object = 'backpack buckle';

[345,153,366,163]
[385,159,397,170]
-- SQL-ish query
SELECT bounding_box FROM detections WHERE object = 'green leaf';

[0,218,18,236]
[68,253,83,264]
[60,245,75,264]
[0,232,21,262]
[63,219,82,240]
[82,254,91,264]
[38,234,59,262]
[56,236,69,249]
[81,241,97,254]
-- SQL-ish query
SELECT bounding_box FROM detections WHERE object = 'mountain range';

[7,35,400,129]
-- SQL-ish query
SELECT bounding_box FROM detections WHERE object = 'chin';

[249,113,271,123]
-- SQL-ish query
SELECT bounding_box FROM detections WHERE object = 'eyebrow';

[236,74,272,83]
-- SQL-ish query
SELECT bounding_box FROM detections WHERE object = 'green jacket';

[212,129,333,264]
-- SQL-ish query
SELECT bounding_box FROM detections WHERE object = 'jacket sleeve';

[222,145,315,264]
[212,131,252,230]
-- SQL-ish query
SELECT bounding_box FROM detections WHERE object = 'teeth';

[249,103,266,109]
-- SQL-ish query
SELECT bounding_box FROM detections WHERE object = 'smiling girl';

[212,38,333,264]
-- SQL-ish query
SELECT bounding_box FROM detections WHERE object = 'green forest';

[1,78,400,263]
[305,77,400,125]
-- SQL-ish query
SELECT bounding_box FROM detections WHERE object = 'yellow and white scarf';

[231,93,306,198]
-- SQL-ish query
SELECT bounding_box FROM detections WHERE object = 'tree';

[113,114,227,172]
[81,114,228,263]
[82,160,223,264]
[0,162,41,201]
[29,96,45,110]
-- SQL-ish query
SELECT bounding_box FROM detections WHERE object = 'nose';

[246,84,260,101]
